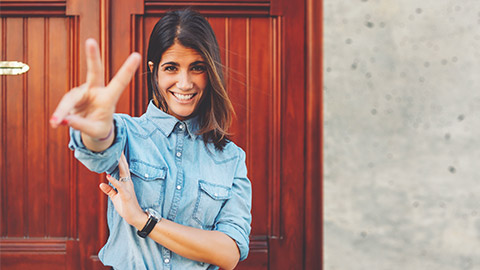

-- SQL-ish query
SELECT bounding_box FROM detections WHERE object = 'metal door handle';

[0,61,30,75]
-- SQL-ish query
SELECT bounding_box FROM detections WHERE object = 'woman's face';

[152,42,208,120]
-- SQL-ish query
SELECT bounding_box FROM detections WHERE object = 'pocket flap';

[199,180,231,200]
[130,159,167,181]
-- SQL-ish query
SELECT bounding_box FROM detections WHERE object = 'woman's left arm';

[99,153,247,270]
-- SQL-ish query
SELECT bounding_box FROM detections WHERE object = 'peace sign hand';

[49,39,141,144]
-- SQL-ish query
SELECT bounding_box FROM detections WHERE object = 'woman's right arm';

[49,38,140,153]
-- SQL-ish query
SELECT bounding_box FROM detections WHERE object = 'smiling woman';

[146,10,234,150]
[49,9,251,270]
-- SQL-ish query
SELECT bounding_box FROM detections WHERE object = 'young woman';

[50,10,252,270]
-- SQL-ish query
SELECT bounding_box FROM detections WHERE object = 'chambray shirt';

[69,101,252,270]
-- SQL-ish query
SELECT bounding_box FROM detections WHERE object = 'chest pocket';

[129,159,167,209]
[192,180,231,229]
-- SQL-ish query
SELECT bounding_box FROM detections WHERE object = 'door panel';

[1,16,72,238]
[1,1,108,269]
[0,15,76,269]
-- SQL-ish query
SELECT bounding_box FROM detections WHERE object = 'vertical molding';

[129,13,135,115]
[99,0,110,242]
[101,0,110,83]
[131,15,140,116]
[68,15,80,240]
[0,17,6,237]
[44,16,50,237]
[245,17,250,174]
[269,16,282,239]
[23,17,29,237]
[225,17,229,78]
[305,0,323,269]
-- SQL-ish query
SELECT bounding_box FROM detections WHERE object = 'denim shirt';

[68,101,252,270]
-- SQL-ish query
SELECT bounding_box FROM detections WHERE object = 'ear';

[148,61,154,73]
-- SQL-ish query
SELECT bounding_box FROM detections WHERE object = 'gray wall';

[324,1,480,269]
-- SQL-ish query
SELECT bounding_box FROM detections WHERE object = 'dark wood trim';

[268,0,306,268]
[0,238,67,253]
[249,239,268,253]
[0,1,66,16]
[144,2,270,16]
[269,16,282,239]
[305,0,323,269]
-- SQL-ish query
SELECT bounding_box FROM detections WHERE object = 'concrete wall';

[324,1,480,269]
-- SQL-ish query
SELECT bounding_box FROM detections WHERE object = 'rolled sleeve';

[68,115,127,174]
[214,148,252,261]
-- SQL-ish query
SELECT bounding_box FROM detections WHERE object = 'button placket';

[163,248,171,265]
[166,122,185,222]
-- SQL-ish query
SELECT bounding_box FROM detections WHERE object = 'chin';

[170,108,195,120]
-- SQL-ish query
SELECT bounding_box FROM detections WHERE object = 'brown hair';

[146,9,234,151]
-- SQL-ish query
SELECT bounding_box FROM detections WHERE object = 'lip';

[169,91,197,104]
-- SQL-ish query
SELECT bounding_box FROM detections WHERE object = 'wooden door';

[0,1,109,269]
[1,0,318,269]
[111,1,306,269]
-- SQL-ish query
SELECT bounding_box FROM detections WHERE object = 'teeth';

[172,92,195,100]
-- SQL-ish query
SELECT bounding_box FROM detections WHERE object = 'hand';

[49,39,141,139]
[99,153,147,229]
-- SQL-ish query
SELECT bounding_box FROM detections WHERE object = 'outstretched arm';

[50,39,141,152]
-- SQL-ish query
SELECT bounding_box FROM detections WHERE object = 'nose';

[176,71,193,91]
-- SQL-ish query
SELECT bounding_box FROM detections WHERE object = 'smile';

[170,91,197,101]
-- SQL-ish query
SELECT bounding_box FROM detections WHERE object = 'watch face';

[147,208,161,220]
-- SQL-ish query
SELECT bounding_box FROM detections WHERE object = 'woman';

[50,10,252,270]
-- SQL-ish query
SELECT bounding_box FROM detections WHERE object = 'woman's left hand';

[99,153,147,229]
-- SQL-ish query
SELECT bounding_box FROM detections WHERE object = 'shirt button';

[145,173,149,178]
[214,193,218,197]
[176,152,182,157]
[176,185,182,190]
[164,258,170,264]
[179,124,184,130]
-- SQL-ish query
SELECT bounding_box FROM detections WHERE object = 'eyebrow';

[190,61,206,66]
[160,61,206,67]
[160,61,179,67]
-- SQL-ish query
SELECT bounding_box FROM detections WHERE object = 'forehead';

[160,42,204,63]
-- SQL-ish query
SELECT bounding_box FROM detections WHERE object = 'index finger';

[85,39,104,86]
[106,52,141,102]
[50,84,86,128]
[118,153,131,178]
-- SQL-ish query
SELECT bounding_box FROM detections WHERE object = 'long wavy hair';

[147,9,234,151]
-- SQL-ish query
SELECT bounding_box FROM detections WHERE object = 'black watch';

[137,208,161,238]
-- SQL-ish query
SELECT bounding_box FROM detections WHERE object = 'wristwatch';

[137,208,161,238]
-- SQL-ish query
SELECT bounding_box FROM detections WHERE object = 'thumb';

[66,114,110,139]
[99,183,117,197]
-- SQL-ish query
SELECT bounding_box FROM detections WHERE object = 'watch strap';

[137,211,159,238]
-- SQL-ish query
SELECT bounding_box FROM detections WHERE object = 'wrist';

[133,211,149,231]
[93,122,114,142]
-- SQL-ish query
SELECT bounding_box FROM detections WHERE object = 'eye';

[191,65,206,73]
[163,66,177,72]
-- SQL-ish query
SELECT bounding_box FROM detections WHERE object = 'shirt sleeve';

[68,114,127,174]
[213,147,252,261]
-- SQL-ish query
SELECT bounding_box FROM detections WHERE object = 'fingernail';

[107,174,111,178]
[50,115,58,124]
[60,119,68,125]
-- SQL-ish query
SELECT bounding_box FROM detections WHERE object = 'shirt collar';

[145,100,199,139]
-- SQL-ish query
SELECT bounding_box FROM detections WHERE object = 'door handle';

[0,61,30,75]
